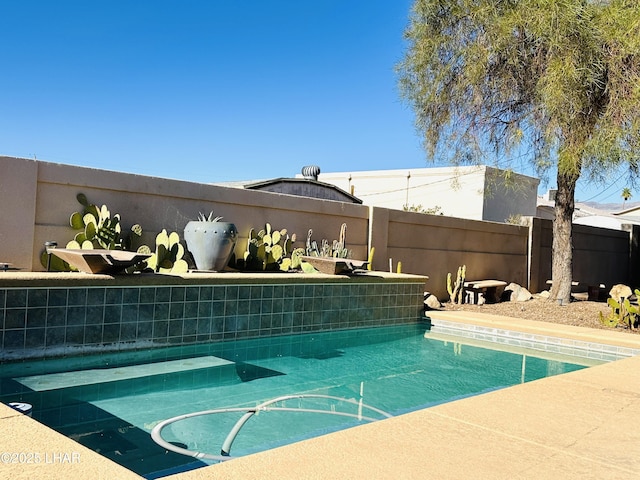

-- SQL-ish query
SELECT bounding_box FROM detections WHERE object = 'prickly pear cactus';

[599,289,640,329]
[41,192,145,271]
[241,223,299,271]
[69,193,122,249]
[145,229,188,273]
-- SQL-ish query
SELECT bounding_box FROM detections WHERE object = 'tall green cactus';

[304,224,352,259]
[447,265,466,304]
[367,247,375,271]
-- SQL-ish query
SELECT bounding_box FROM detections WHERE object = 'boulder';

[609,284,632,300]
[423,293,442,310]
[503,282,533,302]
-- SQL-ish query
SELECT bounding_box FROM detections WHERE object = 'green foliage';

[505,214,523,225]
[398,0,640,301]
[241,223,300,271]
[144,229,188,274]
[447,265,466,305]
[399,0,640,177]
[403,204,442,215]
[622,187,633,207]
[599,289,640,329]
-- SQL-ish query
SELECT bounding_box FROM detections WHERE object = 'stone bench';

[546,280,606,301]
[464,280,507,304]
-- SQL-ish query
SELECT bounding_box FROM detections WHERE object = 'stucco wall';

[1,156,636,299]
[0,157,38,270]
[528,217,633,293]
[378,208,529,299]
[2,157,369,272]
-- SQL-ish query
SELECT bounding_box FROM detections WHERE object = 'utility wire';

[578,174,625,203]
[352,166,488,197]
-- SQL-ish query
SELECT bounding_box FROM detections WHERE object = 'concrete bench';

[546,280,606,301]
[464,280,507,304]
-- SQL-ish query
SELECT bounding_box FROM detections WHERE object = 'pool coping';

[0,270,428,287]
[426,311,640,362]
[2,311,640,479]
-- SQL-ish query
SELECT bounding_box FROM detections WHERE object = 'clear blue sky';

[0,1,631,204]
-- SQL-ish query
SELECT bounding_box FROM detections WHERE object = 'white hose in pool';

[150,393,392,461]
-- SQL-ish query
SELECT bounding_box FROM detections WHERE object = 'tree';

[398,0,640,303]
[403,203,443,215]
[622,187,632,208]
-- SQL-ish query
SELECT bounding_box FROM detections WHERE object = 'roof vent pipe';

[301,165,321,181]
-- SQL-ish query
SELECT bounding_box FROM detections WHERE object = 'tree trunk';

[550,171,578,304]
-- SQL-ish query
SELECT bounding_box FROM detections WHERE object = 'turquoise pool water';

[0,323,593,478]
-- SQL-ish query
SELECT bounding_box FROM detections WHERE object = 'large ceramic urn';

[183,220,238,271]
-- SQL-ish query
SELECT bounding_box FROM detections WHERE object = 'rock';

[423,293,442,310]
[503,282,532,302]
[609,284,632,300]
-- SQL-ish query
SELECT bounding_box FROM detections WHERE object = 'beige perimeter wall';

[1,156,636,300]
[528,216,635,293]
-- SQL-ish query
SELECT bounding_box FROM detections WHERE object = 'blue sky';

[0,1,631,204]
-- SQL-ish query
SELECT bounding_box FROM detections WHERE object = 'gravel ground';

[439,294,640,334]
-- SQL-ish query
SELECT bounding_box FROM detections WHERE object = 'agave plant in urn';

[183,211,238,271]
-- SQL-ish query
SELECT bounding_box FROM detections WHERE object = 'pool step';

[14,356,234,391]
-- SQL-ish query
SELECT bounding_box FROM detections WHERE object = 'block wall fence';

[1,156,637,299]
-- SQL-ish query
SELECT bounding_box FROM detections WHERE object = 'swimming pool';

[0,322,600,478]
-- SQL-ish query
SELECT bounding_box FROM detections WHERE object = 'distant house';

[312,165,539,223]
[613,205,640,223]
[244,178,361,204]
[218,166,362,204]
[537,190,640,230]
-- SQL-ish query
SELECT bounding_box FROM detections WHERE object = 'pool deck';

[2,311,640,479]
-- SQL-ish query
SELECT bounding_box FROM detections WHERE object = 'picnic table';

[464,280,507,304]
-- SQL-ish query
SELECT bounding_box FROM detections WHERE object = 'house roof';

[614,204,640,216]
[537,192,640,229]
[243,177,362,204]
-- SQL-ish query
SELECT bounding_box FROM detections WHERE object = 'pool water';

[0,323,592,478]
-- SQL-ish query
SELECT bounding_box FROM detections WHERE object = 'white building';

[537,190,640,230]
[312,165,539,223]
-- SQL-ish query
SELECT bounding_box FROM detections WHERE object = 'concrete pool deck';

[2,311,640,479]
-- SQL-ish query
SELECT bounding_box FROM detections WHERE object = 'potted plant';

[183,212,238,271]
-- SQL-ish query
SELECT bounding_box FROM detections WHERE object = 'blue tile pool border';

[0,279,426,361]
